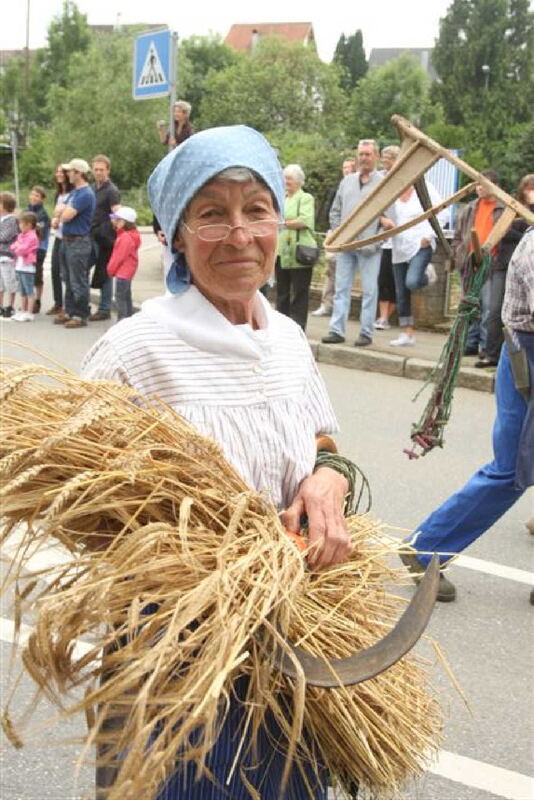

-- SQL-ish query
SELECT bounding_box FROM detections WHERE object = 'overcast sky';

[4,0,454,62]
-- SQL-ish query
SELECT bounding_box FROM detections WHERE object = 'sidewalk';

[125,229,496,394]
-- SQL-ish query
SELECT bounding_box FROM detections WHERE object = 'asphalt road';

[1,266,533,800]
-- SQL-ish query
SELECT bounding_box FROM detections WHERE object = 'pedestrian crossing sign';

[133,29,171,99]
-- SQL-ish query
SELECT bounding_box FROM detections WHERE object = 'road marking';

[455,554,533,585]
[431,750,534,800]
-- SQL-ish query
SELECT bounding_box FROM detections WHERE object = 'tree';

[197,37,346,135]
[38,0,91,90]
[347,54,434,142]
[432,0,534,141]
[179,35,238,119]
[332,30,368,92]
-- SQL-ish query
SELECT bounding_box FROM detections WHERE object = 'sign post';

[133,29,179,151]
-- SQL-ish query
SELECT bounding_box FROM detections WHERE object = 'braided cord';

[406,250,492,459]
[314,450,372,515]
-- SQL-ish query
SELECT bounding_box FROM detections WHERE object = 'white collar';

[141,286,277,360]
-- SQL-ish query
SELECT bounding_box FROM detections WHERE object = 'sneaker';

[46,304,62,315]
[11,311,27,322]
[354,334,372,347]
[64,317,87,328]
[321,332,345,344]
[426,263,438,285]
[3,306,13,318]
[89,311,111,321]
[390,333,415,346]
[53,314,69,325]
[311,305,331,317]
[374,318,391,330]
[399,549,456,603]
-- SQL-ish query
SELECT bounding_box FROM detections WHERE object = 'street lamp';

[481,64,490,90]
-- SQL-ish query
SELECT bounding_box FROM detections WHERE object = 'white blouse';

[81,287,338,509]
[391,183,447,264]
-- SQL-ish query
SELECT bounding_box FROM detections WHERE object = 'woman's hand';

[281,467,351,570]
[421,237,430,247]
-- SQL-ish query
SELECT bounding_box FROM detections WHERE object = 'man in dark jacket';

[89,155,120,321]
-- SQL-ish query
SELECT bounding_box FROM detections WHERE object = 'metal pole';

[167,31,178,152]
[11,130,20,208]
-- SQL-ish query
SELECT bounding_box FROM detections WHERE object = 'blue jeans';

[99,275,113,314]
[392,246,432,327]
[329,248,381,339]
[62,236,92,320]
[408,344,526,566]
[465,277,491,352]
[16,271,35,297]
[115,278,132,320]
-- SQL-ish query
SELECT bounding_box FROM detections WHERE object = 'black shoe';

[474,358,498,368]
[354,334,372,347]
[399,549,457,602]
[321,332,345,344]
[33,299,41,314]
[3,306,13,318]
[463,346,479,356]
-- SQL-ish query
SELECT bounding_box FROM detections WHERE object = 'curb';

[309,339,495,394]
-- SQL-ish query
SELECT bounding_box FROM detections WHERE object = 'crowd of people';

[0,155,141,326]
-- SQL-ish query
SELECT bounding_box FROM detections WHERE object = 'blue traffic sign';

[133,29,171,100]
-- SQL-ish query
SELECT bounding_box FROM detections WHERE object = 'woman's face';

[284,173,300,196]
[174,106,187,122]
[381,152,396,173]
[55,166,65,183]
[174,179,278,308]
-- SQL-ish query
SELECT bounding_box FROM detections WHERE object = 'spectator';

[322,139,392,347]
[26,186,50,315]
[47,164,73,316]
[312,157,357,318]
[0,191,19,319]
[452,169,504,357]
[400,228,534,603]
[276,164,316,331]
[56,158,96,329]
[389,181,445,347]
[90,155,121,321]
[10,211,39,322]
[477,173,534,368]
[107,206,141,321]
[375,145,401,330]
[156,100,195,149]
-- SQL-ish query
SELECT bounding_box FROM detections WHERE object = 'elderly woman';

[276,163,317,330]
[82,125,355,799]
[156,100,195,149]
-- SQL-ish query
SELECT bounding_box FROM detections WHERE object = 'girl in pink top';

[107,206,141,321]
[10,211,39,321]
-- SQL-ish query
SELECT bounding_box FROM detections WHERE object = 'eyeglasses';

[182,219,281,242]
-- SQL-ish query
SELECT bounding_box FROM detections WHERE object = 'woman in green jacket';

[276,164,317,330]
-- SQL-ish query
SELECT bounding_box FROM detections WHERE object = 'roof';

[225,22,315,52]
[368,48,438,81]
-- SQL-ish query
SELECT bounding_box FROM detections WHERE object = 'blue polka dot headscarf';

[147,125,285,294]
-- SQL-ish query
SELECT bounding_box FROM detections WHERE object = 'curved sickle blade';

[270,553,440,688]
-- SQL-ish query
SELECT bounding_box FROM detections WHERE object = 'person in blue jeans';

[400,228,534,602]
[322,139,393,347]
[389,183,445,347]
[57,158,96,328]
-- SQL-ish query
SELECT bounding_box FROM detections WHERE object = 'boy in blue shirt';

[27,186,51,314]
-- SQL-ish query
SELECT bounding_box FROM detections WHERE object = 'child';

[0,191,19,318]
[27,186,51,314]
[107,206,141,321]
[10,212,39,322]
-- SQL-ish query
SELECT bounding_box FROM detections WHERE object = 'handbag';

[294,197,320,266]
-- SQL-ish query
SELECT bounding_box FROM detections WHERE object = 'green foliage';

[179,35,238,117]
[198,37,346,135]
[268,130,353,231]
[432,0,534,142]
[347,54,432,141]
[18,129,57,186]
[332,30,368,92]
[38,0,91,90]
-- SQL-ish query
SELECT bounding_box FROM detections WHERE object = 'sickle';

[266,554,440,687]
